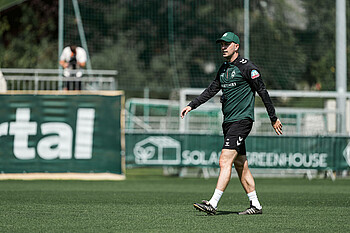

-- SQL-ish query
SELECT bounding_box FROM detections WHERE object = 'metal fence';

[125,89,350,136]
[0,68,118,91]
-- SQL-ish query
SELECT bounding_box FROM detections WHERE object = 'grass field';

[0,168,349,233]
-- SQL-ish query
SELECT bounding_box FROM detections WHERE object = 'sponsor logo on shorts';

[225,138,230,147]
[236,136,243,146]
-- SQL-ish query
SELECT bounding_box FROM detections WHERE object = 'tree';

[0,0,58,68]
[301,0,336,91]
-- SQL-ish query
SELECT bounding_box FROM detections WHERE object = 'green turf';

[0,168,349,232]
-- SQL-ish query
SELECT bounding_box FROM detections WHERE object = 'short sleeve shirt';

[60,47,87,63]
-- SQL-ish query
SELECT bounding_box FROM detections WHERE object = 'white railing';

[125,89,350,135]
[178,88,350,135]
[0,68,118,91]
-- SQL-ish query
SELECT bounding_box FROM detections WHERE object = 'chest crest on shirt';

[220,68,237,80]
[230,70,236,79]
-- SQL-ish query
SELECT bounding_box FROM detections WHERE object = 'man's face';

[220,41,238,59]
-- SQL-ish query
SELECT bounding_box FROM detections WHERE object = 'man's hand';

[272,118,283,135]
[59,60,69,69]
[180,106,192,119]
[78,61,86,68]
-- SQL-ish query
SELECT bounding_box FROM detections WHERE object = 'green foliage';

[0,0,26,11]
[0,0,349,94]
[250,13,306,89]
[0,16,10,37]
[0,0,58,68]
[301,0,337,91]
[91,35,146,87]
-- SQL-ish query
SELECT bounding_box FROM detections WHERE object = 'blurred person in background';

[59,45,87,90]
[181,32,283,215]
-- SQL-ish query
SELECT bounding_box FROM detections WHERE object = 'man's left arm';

[246,68,283,135]
[77,48,87,68]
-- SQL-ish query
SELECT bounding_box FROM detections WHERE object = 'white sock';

[247,191,262,209]
[209,189,223,209]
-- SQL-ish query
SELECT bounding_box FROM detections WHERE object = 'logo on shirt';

[231,70,236,79]
[239,58,247,64]
[221,82,236,88]
[251,70,260,79]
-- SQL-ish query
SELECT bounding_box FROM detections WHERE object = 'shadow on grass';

[216,210,239,215]
[193,211,239,217]
[192,209,238,216]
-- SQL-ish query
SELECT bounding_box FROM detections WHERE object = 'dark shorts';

[222,118,253,154]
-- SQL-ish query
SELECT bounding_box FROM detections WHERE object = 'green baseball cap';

[216,32,240,44]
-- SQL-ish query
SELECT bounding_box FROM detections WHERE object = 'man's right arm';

[59,60,68,68]
[181,65,224,119]
[180,79,220,119]
[187,78,221,110]
[59,47,69,68]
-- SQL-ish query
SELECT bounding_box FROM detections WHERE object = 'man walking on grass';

[180,32,283,215]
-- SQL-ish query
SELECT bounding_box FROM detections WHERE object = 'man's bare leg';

[233,154,255,193]
[234,155,262,210]
[216,149,238,191]
[207,149,238,208]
